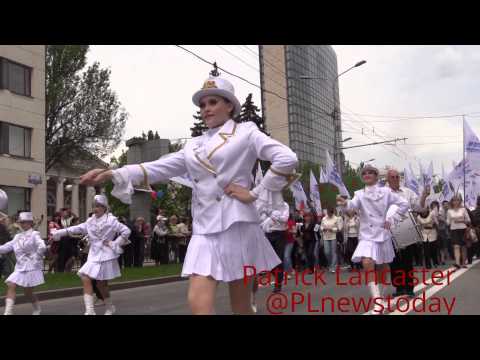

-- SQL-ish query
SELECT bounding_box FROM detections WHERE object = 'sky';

[86,45,480,176]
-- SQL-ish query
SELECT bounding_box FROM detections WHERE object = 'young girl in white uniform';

[79,76,299,315]
[52,195,131,315]
[337,165,409,314]
[0,212,46,315]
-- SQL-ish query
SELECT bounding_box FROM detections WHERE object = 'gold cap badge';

[202,80,217,89]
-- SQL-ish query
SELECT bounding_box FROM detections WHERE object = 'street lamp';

[298,60,367,173]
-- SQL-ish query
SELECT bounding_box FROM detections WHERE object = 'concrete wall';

[126,138,170,223]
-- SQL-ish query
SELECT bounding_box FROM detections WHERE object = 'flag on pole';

[289,180,308,212]
[404,167,420,195]
[325,150,350,198]
[309,170,322,215]
[170,173,193,188]
[320,166,328,183]
[426,160,434,188]
[254,162,263,187]
[464,117,480,171]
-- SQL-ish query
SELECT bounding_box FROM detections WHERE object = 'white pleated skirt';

[6,270,45,288]
[182,222,281,282]
[351,239,395,265]
[77,258,121,281]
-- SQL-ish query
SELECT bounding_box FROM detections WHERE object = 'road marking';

[388,259,480,315]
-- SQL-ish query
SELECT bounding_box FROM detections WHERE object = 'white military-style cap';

[360,164,379,176]
[0,189,7,210]
[94,194,109,208]
[18,212,33,222]
[192,77,242,117]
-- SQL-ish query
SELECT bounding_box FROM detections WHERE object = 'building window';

[0,122,32,158]
[0,57,32,97]
[1,185,31,216]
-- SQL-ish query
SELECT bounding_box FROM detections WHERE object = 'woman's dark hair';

[430,201,439,210]
[420,208,430,218]
[327,208,335,216]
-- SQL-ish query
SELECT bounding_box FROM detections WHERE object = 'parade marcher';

[337,165,409,314]
[320,208,341,273]
[385,169,428,298]
[79,76,298,315]
[466,196,480,261]
[251,194,289,312]
[151,215,168,266]
[417,208,439,269]
[52,195,131,315]
[0,212,47,315]
[131,217,148,267]
[299,212,317,272]
[440,200,454,260]
[176,217,191,264]
[283,213,297,276]
[447,194,471,269]
[256,196,289,293]
[345,209,361,271]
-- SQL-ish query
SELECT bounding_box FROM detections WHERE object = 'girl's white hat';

[18,212,33,222]
[192,77,241,117]
[94,194,108,208]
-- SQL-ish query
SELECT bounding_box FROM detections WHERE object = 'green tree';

[147,130,154,141]
[190,111,208,137]
[235,93,269,136]
[46,45,127,171]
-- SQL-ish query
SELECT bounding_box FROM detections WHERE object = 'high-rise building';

[0,45,47,236]
[259,45,344,172]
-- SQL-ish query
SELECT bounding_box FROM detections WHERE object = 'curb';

[0,275,186,305]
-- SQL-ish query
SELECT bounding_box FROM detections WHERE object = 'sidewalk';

[0,273,186,305]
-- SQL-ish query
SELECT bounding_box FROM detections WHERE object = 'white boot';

[104,298,116,315]
[4,298,14,315]
[32,301,41,315]
[368,282,383,315]
[84,294,96,315]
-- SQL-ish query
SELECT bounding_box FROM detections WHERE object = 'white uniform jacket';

[112,120,299,235]
[345,184,409,243]
[0,229,46,271]
[52,213,131,262]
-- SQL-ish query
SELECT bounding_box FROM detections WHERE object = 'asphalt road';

[1,259,479,315]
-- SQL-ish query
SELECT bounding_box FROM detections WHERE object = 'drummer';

[386,169,428,298]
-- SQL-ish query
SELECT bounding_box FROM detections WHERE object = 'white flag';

[320,166,328,183]
[254,163,263,187]
[325,150,350,198]
[170,173,193,188]
[404,166,420,196]
[289,180,308,211]
[426,160,434,188]
[464,118,480,171]
[309,170,322,215]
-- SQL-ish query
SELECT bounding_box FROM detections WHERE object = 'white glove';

[107,236,130,255]
[51,229,67,241]
[260,217,274,233]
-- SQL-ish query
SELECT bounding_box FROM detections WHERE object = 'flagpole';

[463,114,466,199]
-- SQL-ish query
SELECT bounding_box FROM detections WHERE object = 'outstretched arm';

[0,240,14,255]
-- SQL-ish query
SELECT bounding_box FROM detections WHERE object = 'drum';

[390,210,423,250]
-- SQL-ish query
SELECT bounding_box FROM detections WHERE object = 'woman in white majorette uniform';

[0,211,46,315]
[337,165,409,314]
[52,195,131,315]
[78,76,299,315]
